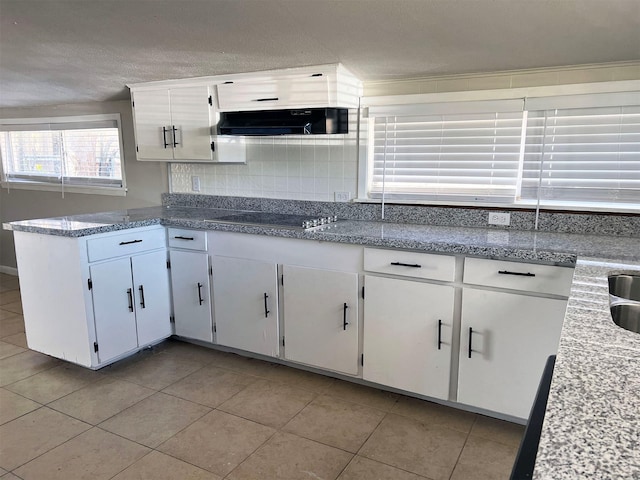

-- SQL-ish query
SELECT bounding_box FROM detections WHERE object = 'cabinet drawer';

[463,257,574,296]
[216,75,330,111]
[364,248,455,281]
[168,228,207,251]
[87,228,166,262]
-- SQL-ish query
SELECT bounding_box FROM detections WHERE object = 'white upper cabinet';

[131,89,174,161]
[215,65,361,111]
[131,85,246,163]
[216,73,333,111]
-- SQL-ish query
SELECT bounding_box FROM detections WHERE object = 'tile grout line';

[350,410,439,478]
[447,415,478,480]
[6,416,93,475]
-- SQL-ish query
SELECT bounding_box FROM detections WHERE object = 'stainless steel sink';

[608,274,640,302]
[610,303,640,334]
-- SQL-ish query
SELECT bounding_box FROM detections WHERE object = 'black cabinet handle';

[343,303,349,330]
[197,282,204,305]
[127,288,134,312]
[264,293,270,318]
[138,285,145,309]
[438,319,442,350]
[390,262,422,268]
[498,270,535,277]
[468,327,473,358]
[172,125,179,147]
[119,239,142,245]
[254,97,279,102]
[174,236,194,241]
[162,126,169,148]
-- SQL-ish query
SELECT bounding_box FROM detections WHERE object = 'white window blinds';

[522,105,640,207]
[370,110,525,202]
[368,92,640,211]
[0,115,124,193]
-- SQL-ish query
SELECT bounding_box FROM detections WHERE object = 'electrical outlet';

[191,175,201,192]
[488,212,511,226]
[334,191,351,202]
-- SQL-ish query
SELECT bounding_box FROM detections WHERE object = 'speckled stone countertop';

[533,258,640,480]
[4,205,640,265]
[4,204,640,477]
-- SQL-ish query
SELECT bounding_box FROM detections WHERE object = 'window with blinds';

[522,105,640,207]
[371,111,525,202]
[368,92,640,211]
[0,114,125,194]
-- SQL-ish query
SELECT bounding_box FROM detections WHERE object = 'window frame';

[0,114,127,196]
[359,80,640,213]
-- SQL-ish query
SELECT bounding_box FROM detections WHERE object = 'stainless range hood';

[218,108,348,136]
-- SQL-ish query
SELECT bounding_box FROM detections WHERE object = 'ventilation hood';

[218,108,348,136]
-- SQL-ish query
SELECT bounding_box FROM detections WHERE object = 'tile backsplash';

[170,133,358,201]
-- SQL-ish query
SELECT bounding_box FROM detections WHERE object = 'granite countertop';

[5,205,640,265]
[533,259,640,479]
[5,205,640,477]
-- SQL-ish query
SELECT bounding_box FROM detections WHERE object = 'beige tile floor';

[0,273,524,479]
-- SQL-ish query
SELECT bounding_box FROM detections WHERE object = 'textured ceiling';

[0,0,639,108]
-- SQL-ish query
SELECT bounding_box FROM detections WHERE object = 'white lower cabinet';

[13,227,171,369]
[90,258,139,363]
[170,250,213,342]
[90,249,172,364]
[282,265,359,375]
[457,288,567,419]
[211,256,279,357]
[362,275,454,400]
[131,251,173,346]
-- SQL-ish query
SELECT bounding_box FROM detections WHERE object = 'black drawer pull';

[468,327,473,358]
[343,303,349,330]
[127,288,134,312]
[162,126,169,148]
[119,239,142,245]
[174,236,194,241]
[254,97,279,102]
[197,282,204,305]
[172,125,179,146]
[264,293,270,318]
[438,320,442,350]
[498,270,535,277]
[391,262,422,268]
[138,285,146,309]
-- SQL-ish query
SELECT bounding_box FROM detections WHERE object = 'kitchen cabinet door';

[458,288,566,419]
[89,258,139,363]
[131,250,172,346]
[212,256,279,357]
[169,86,214,162]
[170,250,213,342]
[282,265,359,375]
[363,275,453,400]
[131,89,173,161]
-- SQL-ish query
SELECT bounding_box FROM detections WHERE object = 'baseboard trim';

[0,265,18,276]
